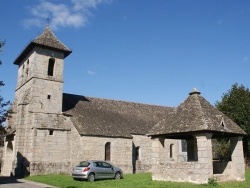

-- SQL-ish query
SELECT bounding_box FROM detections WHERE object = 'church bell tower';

[13,25,72,114]
[1,25,72,177]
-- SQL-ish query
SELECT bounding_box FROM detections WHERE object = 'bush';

[213,138,231,161]
[208,177,218,186]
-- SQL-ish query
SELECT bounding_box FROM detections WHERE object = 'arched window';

[170,144,174,158]
[105,142,111,161]
[48,58,55,76]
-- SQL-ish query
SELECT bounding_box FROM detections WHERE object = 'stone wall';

[29,161,71,175]
[70,124,133,174]
[152,162,210,183]
[151,134,214,184]
[132,134,153,173]
[32,129,71,163]
[230,136,245,181]
[1,135,15,176]
[3,112,73,176]
[16,48,64,91]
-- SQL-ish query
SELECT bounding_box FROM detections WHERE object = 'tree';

[0,39,10,146]
[215,83,250,156]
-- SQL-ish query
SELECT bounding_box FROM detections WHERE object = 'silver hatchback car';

[72,160,123,182]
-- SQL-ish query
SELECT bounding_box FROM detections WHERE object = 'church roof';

[62,93,173,138]
[148,88,246,138]
[62,89,245,139]
[14,25,72,65]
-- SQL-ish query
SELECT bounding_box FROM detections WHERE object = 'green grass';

[25,169,250,188]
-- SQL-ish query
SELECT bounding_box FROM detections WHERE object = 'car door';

[93,162,105,179]
[101,162,115,178]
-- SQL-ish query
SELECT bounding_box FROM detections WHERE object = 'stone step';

[213,174,230,182]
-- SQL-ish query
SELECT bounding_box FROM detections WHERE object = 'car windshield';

[78,161,89,167]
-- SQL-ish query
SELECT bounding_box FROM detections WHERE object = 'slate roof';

[14,25,72,65]
[62,93,174,138]
[148,89,246,138]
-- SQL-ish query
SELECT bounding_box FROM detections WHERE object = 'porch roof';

[148,88,246,138]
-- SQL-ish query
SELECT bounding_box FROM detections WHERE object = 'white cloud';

[87,70,96,75]
[23,0,112,30]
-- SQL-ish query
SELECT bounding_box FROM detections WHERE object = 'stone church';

[1,25,246,183]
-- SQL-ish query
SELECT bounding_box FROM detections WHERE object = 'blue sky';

[0,0,250,107]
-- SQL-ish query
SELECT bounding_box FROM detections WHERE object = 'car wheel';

[114,172,121,180]
[88,173,95,182]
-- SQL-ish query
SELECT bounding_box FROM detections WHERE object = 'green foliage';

[215,83,250,156]
[215,83,250,135]
[207,177,218,187]
[214,139,231,161]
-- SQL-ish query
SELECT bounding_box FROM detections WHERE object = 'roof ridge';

[65,93,173,108]
[194,95,213,129]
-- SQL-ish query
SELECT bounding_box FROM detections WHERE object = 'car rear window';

[78,161,90,167]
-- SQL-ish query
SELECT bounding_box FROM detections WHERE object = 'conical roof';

[148,89,246,137]
[14,25,72,65]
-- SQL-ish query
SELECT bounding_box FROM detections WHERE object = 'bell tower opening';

[48,58,55,76]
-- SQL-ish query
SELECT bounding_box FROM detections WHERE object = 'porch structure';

[148,89,246,184]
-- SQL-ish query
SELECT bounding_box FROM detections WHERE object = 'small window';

[105,142,111,161]
[48,58,55,76]
[170,144,174,158]
[181,140,187,152]
[22,64,25,77]
[49,130,54,135]
[135,146,140,160]
[26,59,29,75]
[47,95,51,99]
